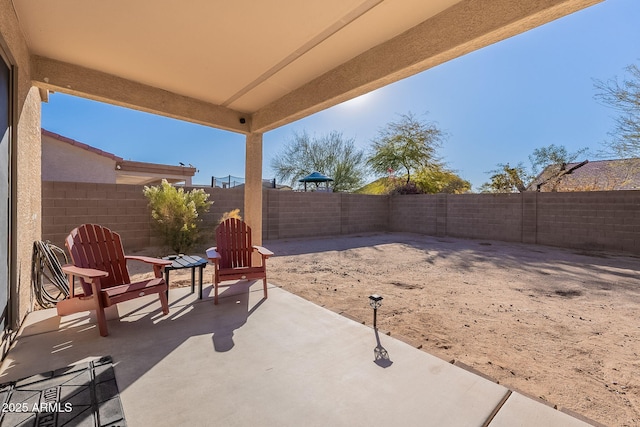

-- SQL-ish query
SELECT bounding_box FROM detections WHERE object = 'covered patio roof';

[9,0,604,247]
[15,0,601,134]
[1,0,607,346]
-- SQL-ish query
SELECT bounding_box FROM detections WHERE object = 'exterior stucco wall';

[1,0,43,329]
[15,88,41,323]
[42,132,116,183]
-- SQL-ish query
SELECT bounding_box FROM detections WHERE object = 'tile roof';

[42,128,123,162]
[42,128,197,184]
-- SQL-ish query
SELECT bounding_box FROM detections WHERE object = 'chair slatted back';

[66,224,130,290]
[216,218,253,269]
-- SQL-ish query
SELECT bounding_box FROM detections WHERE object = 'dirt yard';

[133,233,639,426]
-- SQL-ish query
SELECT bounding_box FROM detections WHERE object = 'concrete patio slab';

[0,283,593,426]
[489,391,595,427]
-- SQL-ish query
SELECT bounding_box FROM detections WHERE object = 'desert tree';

[479,163,529,193]
[527,144,589,191]
[367,112,445,184]
[480,144,588,193]
[529,144,588,176]
[594,62,640,158]
[270,131,366,192]
[415,167,471,194]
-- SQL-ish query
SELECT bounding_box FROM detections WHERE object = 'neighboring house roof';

[42,129,123,161]
[42,129,197,185]
[529,158,640,192]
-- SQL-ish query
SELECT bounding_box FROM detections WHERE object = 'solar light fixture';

[369,294,383,328]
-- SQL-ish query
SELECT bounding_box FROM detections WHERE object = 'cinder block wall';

[199,187,244,236]
[389,195,439,235]
[42,182,640,255]
[446,193,523,242]
[42,183,390,249]
[264,191,342,240]
[340,194,389,235]
[41,182,244,251]
[42,181,152,250]
[390,191,640,254]
[263,192,389,240]
[536,191,640,253]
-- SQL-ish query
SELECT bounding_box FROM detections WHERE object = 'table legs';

[165,270,170,299]
[165,266,205,300]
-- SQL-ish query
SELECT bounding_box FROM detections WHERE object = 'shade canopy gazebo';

[299,171,334,192]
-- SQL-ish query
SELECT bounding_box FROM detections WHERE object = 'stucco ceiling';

[12,0,601,134]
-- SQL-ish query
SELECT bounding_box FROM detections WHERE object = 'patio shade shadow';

[210,281,266,352]
[0,284,598,426]
[0,283,271,396]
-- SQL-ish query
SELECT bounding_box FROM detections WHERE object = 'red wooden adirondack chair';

[207,218,273,305]
[56,224,172,336]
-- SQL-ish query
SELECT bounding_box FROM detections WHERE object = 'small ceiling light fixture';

[368,294,383,329]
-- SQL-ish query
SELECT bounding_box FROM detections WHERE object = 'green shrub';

[143,180,212,253]
[219,209,242,224]
[389,181,424,195]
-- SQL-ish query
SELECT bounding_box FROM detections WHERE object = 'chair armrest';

[61,264,109,280]
[253,246,273,258]
[206,247,221,261]
[125,255,173,266]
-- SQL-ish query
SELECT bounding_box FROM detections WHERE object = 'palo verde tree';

[143,180,212,253]
[415,167,471,194]
[367,112,445,184]
[594,62,640,158]
[270,130,367,192]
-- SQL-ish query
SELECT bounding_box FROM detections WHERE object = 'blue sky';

[42,0,640,191]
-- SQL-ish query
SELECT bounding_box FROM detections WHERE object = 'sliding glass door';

[0,54,11,336]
